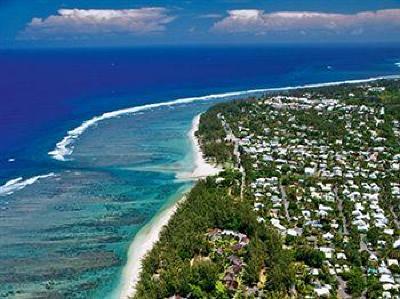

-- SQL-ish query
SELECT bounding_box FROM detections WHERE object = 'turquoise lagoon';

[1,45,400,298]
[0,99,224,298]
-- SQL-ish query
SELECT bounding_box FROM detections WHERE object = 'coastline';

[186,114,223,179]
[2,74,398,194]
[116,191,184,299]
[2,75,399,297]
[48,74,400,163]
[115,113,222,299]
[3,43,400,299]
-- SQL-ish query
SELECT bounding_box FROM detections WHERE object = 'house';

[337,253,347,260]
[388,259,399,267]
[393,239,400,249]
[319,247,333,259]
[323,232,334,241]
[304,167,316,176]
[314,285,331,297]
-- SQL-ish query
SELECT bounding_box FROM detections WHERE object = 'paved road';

[219,114,246,200]
[337,276,351,299]
[280,184,290,221]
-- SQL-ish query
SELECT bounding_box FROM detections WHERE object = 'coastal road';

[280,184,290,222]
[219,114,246,200]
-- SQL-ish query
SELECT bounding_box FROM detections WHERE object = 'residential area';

[215,81,400,298]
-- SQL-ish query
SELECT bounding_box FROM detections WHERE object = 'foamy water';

[49,74,400,162]
[1,75,398,200]
[2,47,400,299]
[0,173,56,196]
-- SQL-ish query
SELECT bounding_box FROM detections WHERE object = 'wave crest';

[49,75,400,162]
[0,173,56,197]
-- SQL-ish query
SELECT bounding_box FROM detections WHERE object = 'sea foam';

[49,75,400,162]
[0,173,56,197]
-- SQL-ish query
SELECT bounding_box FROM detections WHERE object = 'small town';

[2,3,400,298]
[207,80,400,298]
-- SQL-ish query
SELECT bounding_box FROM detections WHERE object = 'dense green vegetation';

[196,105,234,164]
[133,79,400,298]
[134,177,293,298]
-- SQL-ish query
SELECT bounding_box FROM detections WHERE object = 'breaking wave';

[49,74,400,162]
[0,173,56,197]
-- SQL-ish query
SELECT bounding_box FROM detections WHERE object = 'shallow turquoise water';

[1,45,399,297]
[0,100,220,298]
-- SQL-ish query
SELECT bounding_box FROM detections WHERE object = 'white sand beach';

[115,113,222,299]
[116,196,180,299]
[188,114,223,179]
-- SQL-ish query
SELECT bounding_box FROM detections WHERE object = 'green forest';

[133,79,400,298]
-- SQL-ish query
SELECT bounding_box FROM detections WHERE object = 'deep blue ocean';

[0,45,399,298]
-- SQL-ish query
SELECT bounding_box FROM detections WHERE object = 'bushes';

[243,238,265,285]
[134,179,261,298]
[134,173,294,298]
[295,246,324,268]
[345,268,366,297]
[202,142,234,164]
[196,106,234,164]
[190,261,221,295]
[366,227,380,246]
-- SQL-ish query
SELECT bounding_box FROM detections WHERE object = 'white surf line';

[0,173,56,197]
[49,74,400,162]
[109,73,400,298]
[48,91,249,161]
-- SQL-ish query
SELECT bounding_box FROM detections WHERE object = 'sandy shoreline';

[115,113,221,299]
[115,193,182,299]
[187,114,223,179]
